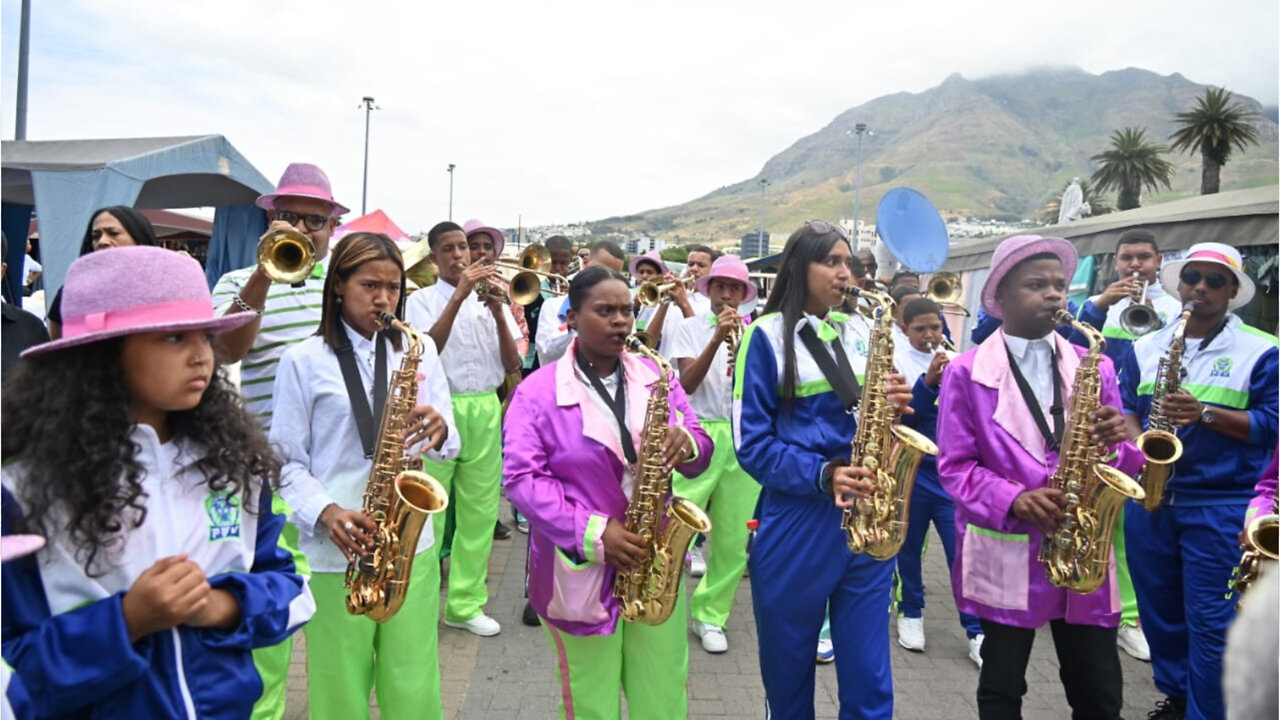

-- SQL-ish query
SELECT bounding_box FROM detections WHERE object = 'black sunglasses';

[1179,268,1230,290]
[806,219,849,241]
[275,209,331,232]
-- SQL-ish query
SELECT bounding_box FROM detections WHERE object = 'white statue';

[1058,177,1086,224]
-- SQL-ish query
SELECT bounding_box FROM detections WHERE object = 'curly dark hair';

[1,338,279,575]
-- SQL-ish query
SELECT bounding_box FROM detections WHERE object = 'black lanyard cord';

[335,332,388,459]
[575,350,637,464]
[1005,342,1064,452]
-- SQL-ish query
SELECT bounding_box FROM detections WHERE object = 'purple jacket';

[1247,449,1278,524]
[502,341,713,636]
[936,329,1145,629]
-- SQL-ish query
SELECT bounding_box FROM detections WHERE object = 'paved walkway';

[284,499,1162,718]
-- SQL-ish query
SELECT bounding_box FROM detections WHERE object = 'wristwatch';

[1200,405,1216,425]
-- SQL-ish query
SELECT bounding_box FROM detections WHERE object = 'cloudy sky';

[2,0,1276,232]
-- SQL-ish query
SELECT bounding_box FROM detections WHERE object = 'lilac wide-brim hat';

[22,246,256,359]
[628,250,669,279]
[1159,242,1254,311]
[255,162,350,217]
[1,535,45,562]
[462,219,507,258]
[696,255,758,303]
[980,235,1077,320]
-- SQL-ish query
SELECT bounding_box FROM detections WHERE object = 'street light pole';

[447,164,456,221]
[15,0,31,140]
[359,96,379,215]
[758,178,769,253]
[851,122,869,247]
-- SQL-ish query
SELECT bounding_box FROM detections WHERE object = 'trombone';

[637,276,697,307]
[258,227,317,284]
[497,244,569,297]
[926,271,971,317]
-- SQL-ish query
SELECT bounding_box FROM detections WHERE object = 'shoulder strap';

[798,322,861,412]
[335,332,388,458]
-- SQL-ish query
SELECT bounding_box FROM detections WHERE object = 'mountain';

[597,67,1278,244]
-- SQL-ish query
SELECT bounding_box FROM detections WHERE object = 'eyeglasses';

[806,220,849,241]
[1179,268,1229,290]
[274,209,331,232]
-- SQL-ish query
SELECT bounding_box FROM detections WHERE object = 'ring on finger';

[343,520,355,532]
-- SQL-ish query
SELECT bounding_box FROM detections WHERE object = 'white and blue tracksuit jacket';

[1,425,316,719]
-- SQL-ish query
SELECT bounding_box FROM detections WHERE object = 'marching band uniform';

[503,338,711,719]
[1119,244,1278,720]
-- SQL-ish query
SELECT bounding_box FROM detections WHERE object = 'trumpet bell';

[1120,303,1163,337]
[494,266,544,305]
[518,244,552,271]
[258,228,317,284]
[927,271,963,304]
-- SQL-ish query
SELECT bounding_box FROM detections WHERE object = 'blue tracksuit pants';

[1124,501,1246,720]
[895,481,982,638]
[750,497,894,720]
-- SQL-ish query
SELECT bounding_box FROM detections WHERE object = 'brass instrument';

[402,238,437,294]
[724,321,742,377]
[614,335,713,624]
[492,265,546,306]
[1039,310,1146,593]
[637,276,697,307]
[842,287,939,559]
[346,312,450,622]
[459,260,509,304]
[1119,272,1163,336]
[925,271,970,317]
[630,330,657,349]
[257,227,317,284]
[927,336,957,354]
[1234,496,1279,609]
[1135,305,1191,510]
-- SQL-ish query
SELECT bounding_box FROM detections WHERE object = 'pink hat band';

[62,299,216,340]
[1186,249,1240,270]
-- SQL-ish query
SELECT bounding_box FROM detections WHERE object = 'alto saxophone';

[1135,305,1191,510]
[842,287,938,560]
[1233,494,1278,610]
[613,335,712,625]
[1040,310,1146,594]
[346,312,450,622]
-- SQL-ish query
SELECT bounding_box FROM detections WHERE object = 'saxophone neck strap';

[798,321,860,412]
[336,331,389,459]
[1005,343,1064,452]
[575,349,637,464]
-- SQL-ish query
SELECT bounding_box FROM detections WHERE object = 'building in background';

[740,230,770,259]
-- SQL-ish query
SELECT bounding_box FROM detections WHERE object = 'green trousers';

[426,392,502,622]
[542,589,689,720]
[1114,509,1139,626]
[250,496,311,720]
[672,420,760,629]
[304,547,442,720]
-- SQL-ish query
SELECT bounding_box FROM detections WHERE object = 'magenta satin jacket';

[936,329,1146,629]
[1248,449,1278,524]
[502,341,712,636]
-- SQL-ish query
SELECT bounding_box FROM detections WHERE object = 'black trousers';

[978,619,1123,720]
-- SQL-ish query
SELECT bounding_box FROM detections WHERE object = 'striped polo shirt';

[212,259,327,429]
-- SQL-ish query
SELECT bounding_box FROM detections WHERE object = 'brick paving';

[284,499,1162,718]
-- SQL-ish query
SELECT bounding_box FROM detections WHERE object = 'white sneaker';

[1116,624,1151,662]
[685,545,707,578]
[815,637,835,664]
[444,614,501,637]
[691,620,728,653]
[896,616,925,652]
[968,634,984,670]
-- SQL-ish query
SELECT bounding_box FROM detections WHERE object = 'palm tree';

[1041,178,1113,224]
[1169,87,1261,195]
[1090,127,1175,211]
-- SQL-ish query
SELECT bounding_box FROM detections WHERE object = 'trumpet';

[258,227,317,284]
[1120,272,1163,336]
[492,265,551,306]
[453,261,509,304]
[637,276,697,307]
[496,260,568,300]
[926,336,957,354]
[926,271,970,317]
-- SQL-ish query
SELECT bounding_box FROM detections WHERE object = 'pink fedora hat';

[462,219,507,258]
[22,246,256,358]
[696,255,758,303]
[628,250,669,279]
[255,162,350,216]
[980,235,1077,320]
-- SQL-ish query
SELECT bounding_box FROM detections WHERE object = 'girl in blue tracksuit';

[0,246,315,720]
[733,221,913,720]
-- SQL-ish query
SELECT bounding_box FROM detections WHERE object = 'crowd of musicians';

[0,161,1275,720]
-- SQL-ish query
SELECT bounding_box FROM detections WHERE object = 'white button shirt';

[669,312,735,421]
[573,361,636,501]
[405,280,521,394]
[536,294,575,366]
[271,321,460,573]
[1003,332,1059,417]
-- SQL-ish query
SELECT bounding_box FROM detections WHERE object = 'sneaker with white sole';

[968,634,984,670]
[685,545,707,578]
[815,637,835,664]
[691,620,728,653]
[1117,623,1151,662]
[896,616,925,652]
[444,614,501,637]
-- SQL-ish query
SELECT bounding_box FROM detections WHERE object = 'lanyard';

[1005,342,1064,452]
[335,332,388,459]
[575,350,637,464]
[797,322,861,412]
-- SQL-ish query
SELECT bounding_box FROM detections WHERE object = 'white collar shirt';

[572,359,636,501]
[893,342,954,387]
[404,279,521,394]
[669,311,735,421]
[536,294,576,366]
[270,321,460,573]
[1003,331,1058,415]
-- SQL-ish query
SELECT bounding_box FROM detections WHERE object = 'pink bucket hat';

[628,251,668,279]
[255,162,350,216]
[696,255,758,303]
[980,235,1077,320]
[462,219,507,258]
[22,246,256,358]
[1160,242,1254,310]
